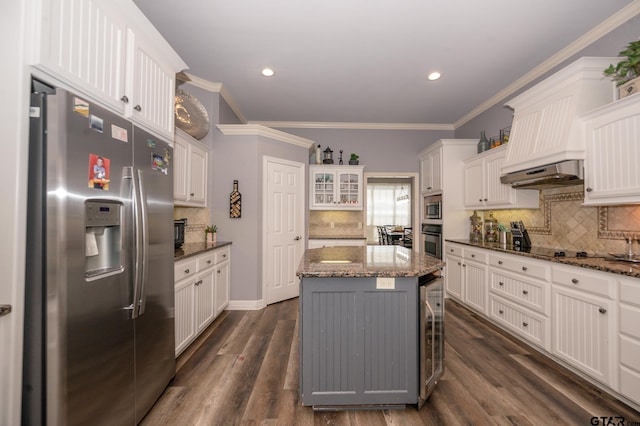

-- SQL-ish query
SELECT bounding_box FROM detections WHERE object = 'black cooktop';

[512,246,590,258]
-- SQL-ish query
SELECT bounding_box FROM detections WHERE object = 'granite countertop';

[308,235,367,240]
[297,245,442,278]
[175,241,232,261]
[446,239,640,279]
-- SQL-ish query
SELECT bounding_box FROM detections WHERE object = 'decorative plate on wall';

[174,89,210,140]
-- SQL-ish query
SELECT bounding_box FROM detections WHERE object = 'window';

[366,180,411,243]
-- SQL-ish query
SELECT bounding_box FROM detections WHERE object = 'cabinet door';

[36,0,127,114]
[464,261,487,313]
[552,286,613,385]
[127,29,176,140]
[214,261,230,316]
[175,278,196,356]
[464,157,485,208]
[485,153,514,206]
[336,171,361,207]
[188,143,208,206]
[429,150,442,192]
[584,97,640,205]
[445,254,463,300]
[173,135,189,202]
[311,169,335,208]
[194,269,215,333]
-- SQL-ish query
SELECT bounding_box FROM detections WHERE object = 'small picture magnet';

[90,115,104,133]
[89,154,111,190]
[152,153,168,175]
[111,124,128,143]
[146,139,156,149]
[73,97,89,117]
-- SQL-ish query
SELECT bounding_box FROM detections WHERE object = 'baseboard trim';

[226,299,266,311]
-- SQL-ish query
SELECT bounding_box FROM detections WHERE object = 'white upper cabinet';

[420,147,442,194]
[310,165,364,210]
[464,146,539,210]
[582,94,640,205]
[31,0,187,141]
[174,129,208,207]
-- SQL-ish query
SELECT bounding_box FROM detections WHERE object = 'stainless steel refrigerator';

[23,80,175,425]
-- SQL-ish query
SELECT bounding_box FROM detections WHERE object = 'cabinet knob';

[134,105,142,112]
[462,264,466,268]
[522,322,528,327]
[484,198,488,202]
[498,260,503,265]
[195,279,202,286]
[190,192,195,196]
[223,254,227,258]
[207,260,212,264]
[522,266,528,271]
[471,254,475,258]
[522,290,528,295]
[120,95,129,103]
[586,187,593,192]
[499,281,504,286]
[598,307,607,314]
[479,198,483,202]
[450,249,454,252]
[185,268,190,274]
[217,269,221,274]
[571,278,579,284]
[457,262,461,266]
[499,310,504,315]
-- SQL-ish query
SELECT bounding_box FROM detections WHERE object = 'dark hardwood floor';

[142,298,640,425]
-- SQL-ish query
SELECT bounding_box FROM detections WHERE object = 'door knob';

[294,236,301,241]
[0,305,11,317]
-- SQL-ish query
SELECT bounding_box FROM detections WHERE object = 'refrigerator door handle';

[136,169,149,316]
[131,168,149,318]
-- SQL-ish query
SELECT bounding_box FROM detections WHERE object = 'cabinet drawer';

[214,246,231,264]
[489,295,547,348]
[621,304,640,340]
[465,247,487,263]
[620,335,640,373]
[620,366,640,405]
[551,265,614,299]
[174,259,197,282]
[620,278,640,307]
[445,244,463,257]
[489,253,550,280]
[197,252,216,271]
[490,271,546,314]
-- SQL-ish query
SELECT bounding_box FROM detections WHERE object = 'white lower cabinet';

[488,252,551,349]
[444,243,487,313]
[174,245,231,356]
[618,278,640,406]
[551,265,616,387]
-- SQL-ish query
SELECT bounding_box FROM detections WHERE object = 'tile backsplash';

[174,207,210,244]
[481,186,640,255]
[309,210,364,238]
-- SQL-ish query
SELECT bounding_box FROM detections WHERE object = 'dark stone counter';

[174,241,232,261]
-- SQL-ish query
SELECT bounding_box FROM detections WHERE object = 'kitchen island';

[296,245,443,409]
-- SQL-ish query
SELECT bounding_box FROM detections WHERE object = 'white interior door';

[264,157,305,305]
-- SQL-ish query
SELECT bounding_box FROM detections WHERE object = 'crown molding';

[250,121,454,131]
[179,72,248,123]
[453,0,640,129]
[216,124,314,148]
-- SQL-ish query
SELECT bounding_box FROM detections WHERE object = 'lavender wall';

[276,127,453,172]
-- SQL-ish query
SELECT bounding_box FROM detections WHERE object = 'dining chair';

[402,227,413,248]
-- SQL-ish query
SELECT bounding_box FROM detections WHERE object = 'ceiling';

[133,0,634,127]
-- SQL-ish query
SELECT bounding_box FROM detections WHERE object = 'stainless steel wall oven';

[421,223,442,259]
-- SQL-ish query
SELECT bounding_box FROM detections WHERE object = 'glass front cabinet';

[310,165,364,210]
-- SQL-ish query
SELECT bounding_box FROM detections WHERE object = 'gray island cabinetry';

[296,245,443,409]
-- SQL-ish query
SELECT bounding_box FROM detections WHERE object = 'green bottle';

[477,130,491,153]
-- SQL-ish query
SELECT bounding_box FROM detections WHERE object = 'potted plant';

[604,40,640,99]
[205,224,217,244]
[348,153,359,165]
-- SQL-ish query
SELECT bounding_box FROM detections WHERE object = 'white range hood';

[501,57,618,177]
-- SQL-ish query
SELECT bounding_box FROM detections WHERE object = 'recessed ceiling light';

[261,68,275,77]
[428,72,441,81]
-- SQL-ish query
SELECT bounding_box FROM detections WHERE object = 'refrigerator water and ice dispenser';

[84,199,124,279]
